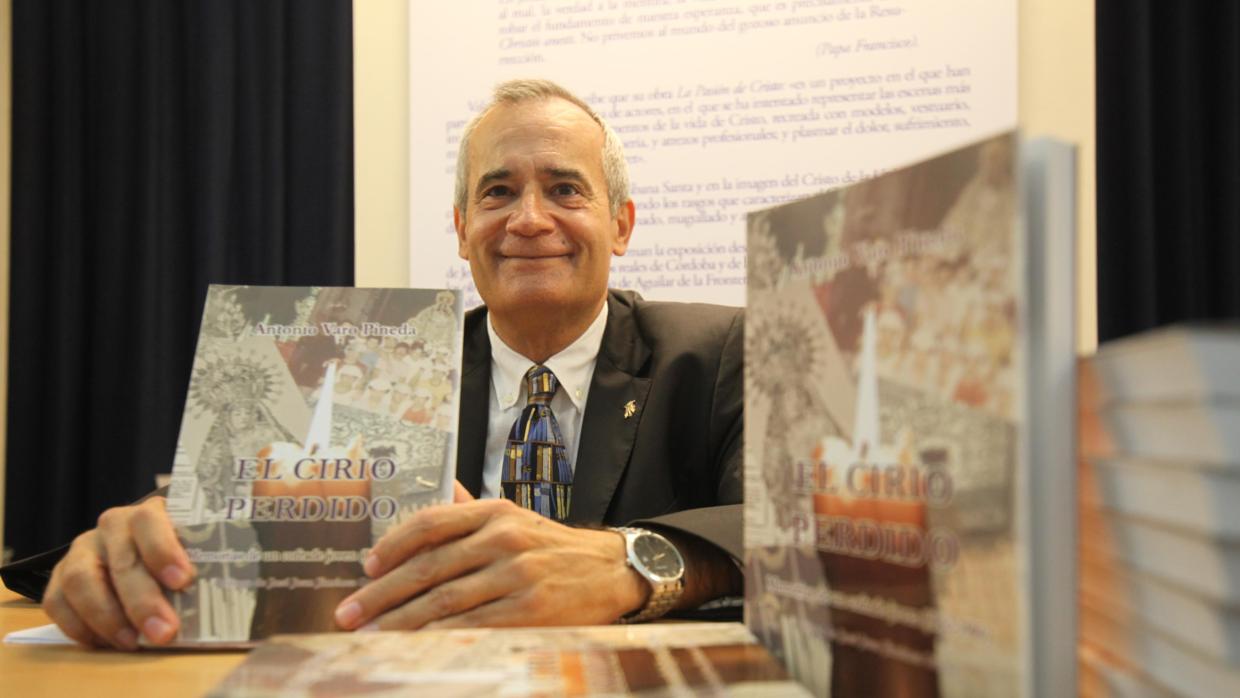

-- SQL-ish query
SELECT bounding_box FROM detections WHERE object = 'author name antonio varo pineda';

[252,322,418,339]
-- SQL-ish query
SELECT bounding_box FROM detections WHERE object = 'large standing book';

[163,285,464,645]
[743,133,1077,696]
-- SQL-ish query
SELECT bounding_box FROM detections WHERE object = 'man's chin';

[484,280,604,316]
[497,255,572,273]
[492,285,574,308]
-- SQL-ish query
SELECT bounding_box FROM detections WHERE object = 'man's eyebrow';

[474,168,511,194]
[473,166,592,194]
[541,166,588,182]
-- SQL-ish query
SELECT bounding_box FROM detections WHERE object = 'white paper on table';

[4,623,74,645]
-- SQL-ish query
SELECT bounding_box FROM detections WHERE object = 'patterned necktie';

[501,365,572,521]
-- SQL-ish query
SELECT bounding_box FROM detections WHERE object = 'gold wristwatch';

[611,526,686,623]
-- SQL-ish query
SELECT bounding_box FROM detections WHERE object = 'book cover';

[205,623,811,697]
[163,285,464,644]
[744,133,1077,696]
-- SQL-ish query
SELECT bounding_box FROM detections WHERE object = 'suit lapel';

[456,307,491,498]
[567,292,652,524]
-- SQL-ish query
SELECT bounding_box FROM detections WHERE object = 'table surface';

[0,589,246,696]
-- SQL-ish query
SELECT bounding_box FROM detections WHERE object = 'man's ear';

[611,199,636,256]
[453,206,469,260]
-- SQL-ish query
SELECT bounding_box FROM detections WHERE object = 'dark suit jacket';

[457,289,744,561]
[1,290,745,601]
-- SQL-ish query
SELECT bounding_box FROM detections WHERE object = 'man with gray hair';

[36,78,743,647]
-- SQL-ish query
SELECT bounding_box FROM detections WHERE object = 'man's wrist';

[619,561,652,621]
[644,527,743,610]
[571,526,651,622]
[609,527,686,623]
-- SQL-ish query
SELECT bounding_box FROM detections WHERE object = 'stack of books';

[1078,326,1240,697]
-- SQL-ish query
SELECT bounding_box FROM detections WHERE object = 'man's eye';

[482,185,513,198]
[550,183,581,197]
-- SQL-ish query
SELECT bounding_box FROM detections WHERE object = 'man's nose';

[506,190,555,236]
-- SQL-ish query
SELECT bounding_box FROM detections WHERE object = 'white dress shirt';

[480,303,608,500]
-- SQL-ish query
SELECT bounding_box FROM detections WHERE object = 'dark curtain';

[1096,1,1240,341]
[6,0,354,559]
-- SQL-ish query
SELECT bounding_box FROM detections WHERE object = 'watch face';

[633,533,684,581]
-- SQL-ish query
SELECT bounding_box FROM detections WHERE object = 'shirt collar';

[487,301,608,412]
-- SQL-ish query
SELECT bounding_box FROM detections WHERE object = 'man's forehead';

[468,98,603,168]
[476,96,598,132]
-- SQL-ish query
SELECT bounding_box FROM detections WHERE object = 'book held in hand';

[163,285,464,645]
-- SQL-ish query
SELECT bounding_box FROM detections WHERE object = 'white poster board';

[409,0,1016,307]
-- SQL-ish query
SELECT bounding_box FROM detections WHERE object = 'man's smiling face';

[454,97,633,323]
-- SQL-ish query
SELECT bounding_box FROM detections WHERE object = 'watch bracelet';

[610,526,685,624]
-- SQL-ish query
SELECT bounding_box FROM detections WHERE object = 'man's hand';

[333,496,649,631]
[41,496,193,650]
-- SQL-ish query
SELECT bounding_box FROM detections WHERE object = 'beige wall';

[355,2,1098,351]
[1,0,12,558]
[1019,0,1098,352]
[354,0,411,288]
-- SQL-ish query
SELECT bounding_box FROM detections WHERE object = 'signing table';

[0,589,246,696]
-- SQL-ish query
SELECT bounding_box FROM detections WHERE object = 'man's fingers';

[342,508,545,629]
[42,566,104,648]
[420,596,533,631]
[452,480,475,503]
[366,560,520,631]
[365,499,517,577]
[62,581,136,650]
[40,501,192,650]
[43,593,103,648]
[338,536,494,629]
[55,535,140,650]
[130,498,193,589]
[101,532,180,645]
[96,501,185,645]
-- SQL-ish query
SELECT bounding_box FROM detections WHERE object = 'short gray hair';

[453,79,630,218]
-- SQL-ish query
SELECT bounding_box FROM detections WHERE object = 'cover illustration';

[207,623,811,697]
[744,133,1025,696]
[164,285,464,643]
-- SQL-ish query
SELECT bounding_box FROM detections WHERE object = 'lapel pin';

[623,400,637,419]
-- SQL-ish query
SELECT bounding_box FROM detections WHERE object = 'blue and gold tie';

[501,366,572,521]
